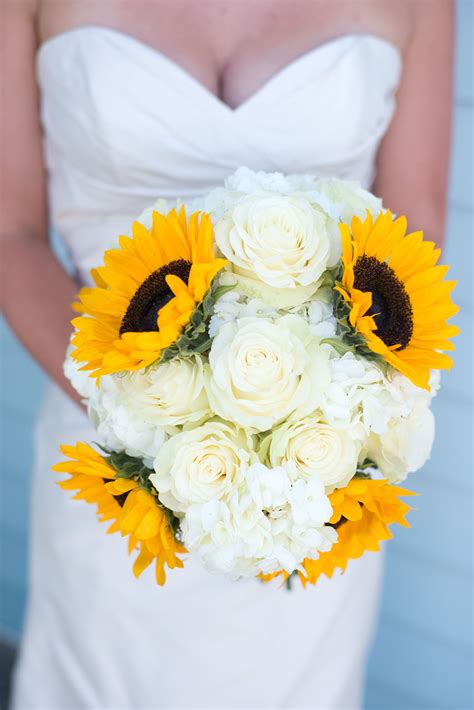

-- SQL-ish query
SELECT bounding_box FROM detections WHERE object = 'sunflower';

[335,211,459,389]
[260,478,415,587]
[53,442,124,532]
[117,486,187,586]
[71,207,227,378]
[53,443,186,585]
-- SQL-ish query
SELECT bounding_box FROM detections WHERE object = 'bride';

[2,1,453,707]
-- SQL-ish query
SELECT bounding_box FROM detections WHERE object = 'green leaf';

[329,282,394,378]
[318,269,338,289]
[100,449,184,542]
[213,283,236,300]
[354,458,380,479]
[358,457,378,471]
[158,277,232,363]
[285,571,298,591]
[320,338,355,356]
[105,450,154,488]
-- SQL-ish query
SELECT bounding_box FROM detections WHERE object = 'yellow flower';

[71,207,227,378]
[53,443,186,585]
[117,486,186,586]
[53,442,123,531]
[260,478,415,587]
[336,211,459,390]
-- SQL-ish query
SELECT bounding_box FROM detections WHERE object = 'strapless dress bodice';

[37,26,401,283]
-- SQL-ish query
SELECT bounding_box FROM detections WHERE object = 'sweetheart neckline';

[37,25,402,114]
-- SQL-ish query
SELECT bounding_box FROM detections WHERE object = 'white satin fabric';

[12,28,400,709]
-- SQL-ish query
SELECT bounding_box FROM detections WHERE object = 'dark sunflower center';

[353,255,413,349]
[120,259,192,335]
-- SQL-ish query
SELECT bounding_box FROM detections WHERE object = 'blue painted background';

[1,3,472,707]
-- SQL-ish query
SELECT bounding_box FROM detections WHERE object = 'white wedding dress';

[11,28,401,710]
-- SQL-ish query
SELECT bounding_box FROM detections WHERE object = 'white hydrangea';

[182,496,272,578]
[318,351,386,441]
[319,350,439,444]
[225,167,317,195]
[207,167,377,217]
[291,287,337,339]
[65,349,214,462]
[367,402,435,483]
[183,167,382,226]
[365,371,439,482]
[209,283,337,341]
[88,375,167,464]
[186,167,326,221]
[136,168,383,236]
[314,178,383,225]
[65,358,161,461]
[317,346,439,481]
[364,369,439,435]
[63,347,98,402]
[208,289,278,338]
[181,461,336,578]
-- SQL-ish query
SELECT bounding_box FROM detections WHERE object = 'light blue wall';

[365,3,473,708]
[1,3,472,706]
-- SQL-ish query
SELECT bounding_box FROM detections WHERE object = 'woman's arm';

[0,0,81,404]
[373,0,454,247]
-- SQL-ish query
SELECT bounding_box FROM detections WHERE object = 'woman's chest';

[37,0,411,110]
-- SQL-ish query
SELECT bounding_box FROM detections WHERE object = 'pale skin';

[0,0,454,402]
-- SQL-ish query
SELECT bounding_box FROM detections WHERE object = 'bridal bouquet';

[55,169,459,587]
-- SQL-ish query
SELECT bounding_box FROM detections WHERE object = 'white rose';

[150,421,255,513]
[367,403,435,483]
[80,356,211,462]
[64,350,167,461]
[205,315,330,432]
[119,355,210,427]
[215,193,336,290]
[264,416,361,492]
